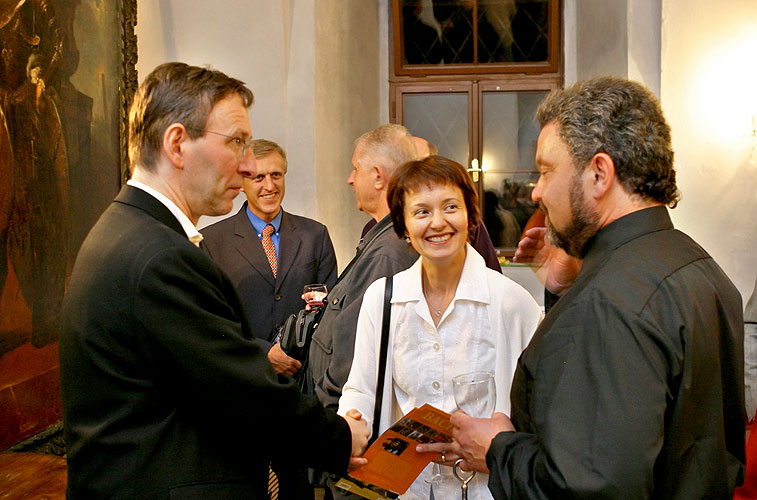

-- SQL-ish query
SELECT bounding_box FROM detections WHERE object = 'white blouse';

[339,244,542,500]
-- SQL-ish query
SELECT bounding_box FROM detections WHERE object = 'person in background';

[341,156,541,500]
[735,277,757,499]
[308,124,419,411]
[449,76,745,499]
[202,139,337,377]
[59,62,368,500]
[201,138,338,499]
[362,134,502,272]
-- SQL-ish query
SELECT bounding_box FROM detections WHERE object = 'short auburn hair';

[387,155,481,240]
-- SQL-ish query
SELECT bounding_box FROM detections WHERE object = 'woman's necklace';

[424,280,452,322]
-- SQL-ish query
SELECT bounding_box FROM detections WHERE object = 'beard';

[543,173,601,258]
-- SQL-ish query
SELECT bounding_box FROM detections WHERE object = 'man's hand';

[415,440,464,466]
[267,343,302,376]
[450,411,514,473]
[514,226,581,295]
[343,409,370,471]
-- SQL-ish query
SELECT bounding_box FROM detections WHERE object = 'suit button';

[274,294,281,301]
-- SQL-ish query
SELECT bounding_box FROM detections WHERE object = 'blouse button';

[432,381,440,390]
[433,343,440,352]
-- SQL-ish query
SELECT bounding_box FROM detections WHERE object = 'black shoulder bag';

[369,275,393,445]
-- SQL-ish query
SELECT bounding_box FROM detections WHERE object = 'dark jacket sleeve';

[313,252,412,408]
[471,224,502,274]
[317,225,338,290]
[486,300,674,499]
[136,245,351,472]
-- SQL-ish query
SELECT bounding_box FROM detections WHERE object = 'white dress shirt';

[127,180,203,247]
[339,244,542,500]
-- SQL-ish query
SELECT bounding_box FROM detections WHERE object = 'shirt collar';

[581,205,673,272]
[393,243,491,305]
[245,202,282,235]
[126,179,203,247]
[359,214,394,250]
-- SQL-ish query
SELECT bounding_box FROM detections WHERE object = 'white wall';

[314,0,381,267]
[661,0,757,301]
[135,0,757,302]
[137,0,381,268]
[137,0,294,229]
[567,0,757,301]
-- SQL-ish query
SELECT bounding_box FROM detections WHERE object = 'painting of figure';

[0,0,135,451]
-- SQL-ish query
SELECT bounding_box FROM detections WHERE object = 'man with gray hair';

[447,76,745,498]
[308,124,419,409]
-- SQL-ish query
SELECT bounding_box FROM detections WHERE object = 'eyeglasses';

[186,126,254,160]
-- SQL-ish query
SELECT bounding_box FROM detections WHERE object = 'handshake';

[343,409,370,471]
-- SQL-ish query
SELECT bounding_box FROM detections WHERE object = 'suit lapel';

[232,205,275,287]
[275,211,302,293]
[116,185,186,237]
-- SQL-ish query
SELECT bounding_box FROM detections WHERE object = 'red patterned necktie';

[261,224,277,278]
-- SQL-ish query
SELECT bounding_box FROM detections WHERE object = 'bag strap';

[333,221,389,288]
[370,275,393,445]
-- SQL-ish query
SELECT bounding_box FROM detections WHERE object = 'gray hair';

[536,76,679,207]
[354,124,419,176]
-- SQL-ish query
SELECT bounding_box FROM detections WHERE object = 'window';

[393,0,560,76]
[390,0,562,253]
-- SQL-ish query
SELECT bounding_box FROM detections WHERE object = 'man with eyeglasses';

[59,62,369,500]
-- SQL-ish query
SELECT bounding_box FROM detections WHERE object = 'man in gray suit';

[308,124,419,410]
[202,139,337,377]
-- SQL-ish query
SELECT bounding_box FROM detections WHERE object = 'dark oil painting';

[0,0,136,450]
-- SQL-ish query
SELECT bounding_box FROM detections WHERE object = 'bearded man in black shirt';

[438,76,746,499]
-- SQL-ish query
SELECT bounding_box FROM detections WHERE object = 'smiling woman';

[388,155,482,324]
[337,155,542,500]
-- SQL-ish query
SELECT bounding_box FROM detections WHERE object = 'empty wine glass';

[302,284,328,307]
[424,460,442,494]
[452,371,496,418]
[451,371,496,498]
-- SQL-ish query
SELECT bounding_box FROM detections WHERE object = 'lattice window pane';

[400,0,550,66]
[403,92,469,165]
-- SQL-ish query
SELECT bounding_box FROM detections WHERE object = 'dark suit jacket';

[59,186,350,500]
[201,204,337,345]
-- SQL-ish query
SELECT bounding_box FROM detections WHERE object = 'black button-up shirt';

[488,205,745,499]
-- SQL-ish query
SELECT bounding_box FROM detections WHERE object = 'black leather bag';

[279,306,323,363]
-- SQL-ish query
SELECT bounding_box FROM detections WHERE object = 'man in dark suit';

[201,139,337,500]
[202,139,337,377]
[59,62,368,500]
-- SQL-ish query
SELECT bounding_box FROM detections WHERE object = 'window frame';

[391,0,562,77]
